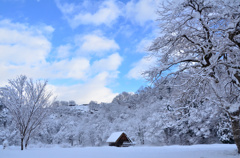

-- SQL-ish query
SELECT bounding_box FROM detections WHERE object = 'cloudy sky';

[0,0,159,104]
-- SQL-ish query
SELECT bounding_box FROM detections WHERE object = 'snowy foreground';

[1,144,240,158]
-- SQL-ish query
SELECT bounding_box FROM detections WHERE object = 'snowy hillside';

[0,88,232,147]
[1,144,239,158]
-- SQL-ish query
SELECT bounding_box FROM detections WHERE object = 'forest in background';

[0,80,233,147]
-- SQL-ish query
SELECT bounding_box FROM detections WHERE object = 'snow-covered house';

[106,131,134,147]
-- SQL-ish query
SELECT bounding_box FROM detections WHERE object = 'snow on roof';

[106,131,126,143]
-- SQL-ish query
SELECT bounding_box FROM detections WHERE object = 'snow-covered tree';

[89,101,99,111]
[145,0,240,152]
[217,112,234,144]
[60,101,68,106]
[0,75,53,150]
[69,100,76,106]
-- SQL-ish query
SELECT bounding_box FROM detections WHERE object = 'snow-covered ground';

[1,144,239,158]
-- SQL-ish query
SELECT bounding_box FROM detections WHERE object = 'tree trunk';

[21,138,24,150]
[25,142,28,149]
[25,136,30,149]
[230,111,240,153]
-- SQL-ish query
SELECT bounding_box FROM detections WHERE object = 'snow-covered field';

[1,144,239,158]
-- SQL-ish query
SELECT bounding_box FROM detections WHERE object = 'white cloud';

[0,19,52,65]
[48,58,90,80]
[136,38,152,53]
[92,53,123,72]
[0,58,90,82]
[125,0,159,26]
[55,44,72,59]
[48,53,123,104]
[0,19,53,83]
[127,56,157,80]
[56,0,161,28]
[50,72,118,104]
[56,1,77,14]
[0,19,122,104]
[56,0,121,28]
[75,33,119,56]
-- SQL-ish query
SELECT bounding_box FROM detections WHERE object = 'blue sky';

[0,0,160,104]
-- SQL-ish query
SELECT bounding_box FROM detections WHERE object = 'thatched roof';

[106,131,131,143]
